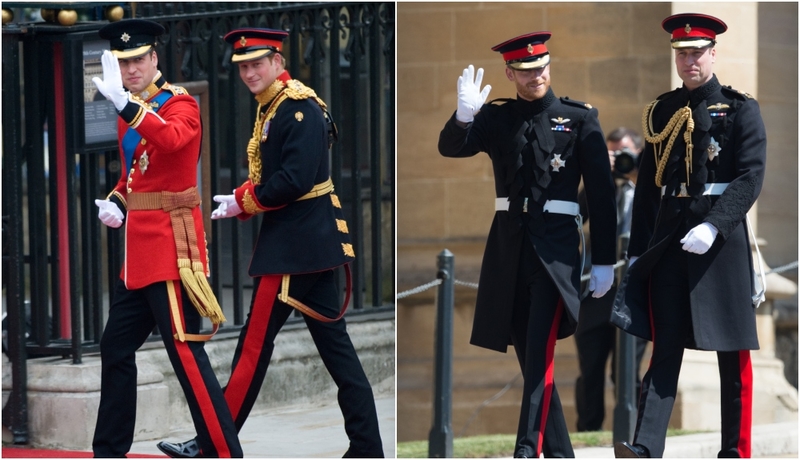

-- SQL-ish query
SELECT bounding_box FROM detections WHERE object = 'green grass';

[397,429,703,458]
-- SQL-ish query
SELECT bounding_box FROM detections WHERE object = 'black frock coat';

[439,88,617,352]
[612,75,766,351]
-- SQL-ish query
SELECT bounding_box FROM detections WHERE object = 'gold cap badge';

[684,24,691,33]
[527,43,533,54]
[239,36,247,47]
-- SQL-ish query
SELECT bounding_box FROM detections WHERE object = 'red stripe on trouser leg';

[737,350,753,458]
[225,275,281,420]
[535,299,564,457]
[168,281,231,457]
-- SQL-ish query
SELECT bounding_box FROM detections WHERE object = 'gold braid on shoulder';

[641,100,694,187]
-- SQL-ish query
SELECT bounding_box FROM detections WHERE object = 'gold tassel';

[193,261,226,324]
[177,259,227,325]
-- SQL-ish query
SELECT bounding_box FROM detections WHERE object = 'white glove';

[210,193,242,220]
[455,65,492,123]
[94,199,124,228]
[680,222,718,254]
[92,50,129,111]
[628,256,638,267]
[589,264,614,298]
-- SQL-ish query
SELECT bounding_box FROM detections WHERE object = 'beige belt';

[127,186,225,342]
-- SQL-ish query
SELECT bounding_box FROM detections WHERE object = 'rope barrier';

[398,258,798,299]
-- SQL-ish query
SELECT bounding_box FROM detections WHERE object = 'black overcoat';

[439,89,617,352]
[612,75,766,351]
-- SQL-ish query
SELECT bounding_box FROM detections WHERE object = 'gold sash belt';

[297,178,334,201]
[128,187,225,342]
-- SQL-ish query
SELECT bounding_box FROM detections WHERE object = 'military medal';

[707,137,721,161]
[139,151,149,174]
[550,117,571,132]
[707,102,729,117]
[550,154,565,172]
[261,120,271,142]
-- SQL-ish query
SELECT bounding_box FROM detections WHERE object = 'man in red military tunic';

[91,19,241,458]
[156,28,384,458]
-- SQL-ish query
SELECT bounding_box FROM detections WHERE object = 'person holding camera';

[573,127,649,432]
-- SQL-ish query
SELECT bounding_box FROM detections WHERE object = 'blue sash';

[120,91,174,172]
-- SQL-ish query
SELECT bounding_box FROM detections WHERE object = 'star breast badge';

[550,154,566,172]
[121,32,131,43]
[707,137,721,161]
[139,151,149,174]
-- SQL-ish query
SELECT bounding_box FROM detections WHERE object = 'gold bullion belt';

[127,186,224,341]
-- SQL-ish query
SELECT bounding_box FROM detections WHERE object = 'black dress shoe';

[614,441,650,458]
[157,439,202,458]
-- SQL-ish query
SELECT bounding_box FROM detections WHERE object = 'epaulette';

[162,83,188,96]
[284,79,319,101]
[721,85,754,100]
[559,96,593,110]
[487,97,514,106]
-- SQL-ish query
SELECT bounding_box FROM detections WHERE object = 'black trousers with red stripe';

[633,236,753,458]
[223,269,384,457]
[509,238,575,458]
[92,279,242,458]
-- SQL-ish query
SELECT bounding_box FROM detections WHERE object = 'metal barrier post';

[428,249,454,458]
[613,234,636,442]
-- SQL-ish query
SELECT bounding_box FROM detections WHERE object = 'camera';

[613,147,638,175]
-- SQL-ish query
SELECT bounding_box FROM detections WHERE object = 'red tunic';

[108,75,208,290]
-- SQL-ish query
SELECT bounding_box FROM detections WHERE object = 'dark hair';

[607,126,643,151]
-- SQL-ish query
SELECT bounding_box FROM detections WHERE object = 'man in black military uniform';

[156,28,384,458]
[438,32,618,458]
[574,127,649,432]
[612,13,766,458]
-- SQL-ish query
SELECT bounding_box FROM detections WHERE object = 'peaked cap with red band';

[492,32,552,70]
[662,13,727,49]
[224,28,289,63]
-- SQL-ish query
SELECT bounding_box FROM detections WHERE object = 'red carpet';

[2,446,164,458]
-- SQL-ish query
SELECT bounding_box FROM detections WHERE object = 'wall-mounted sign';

[83,40,117,145]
